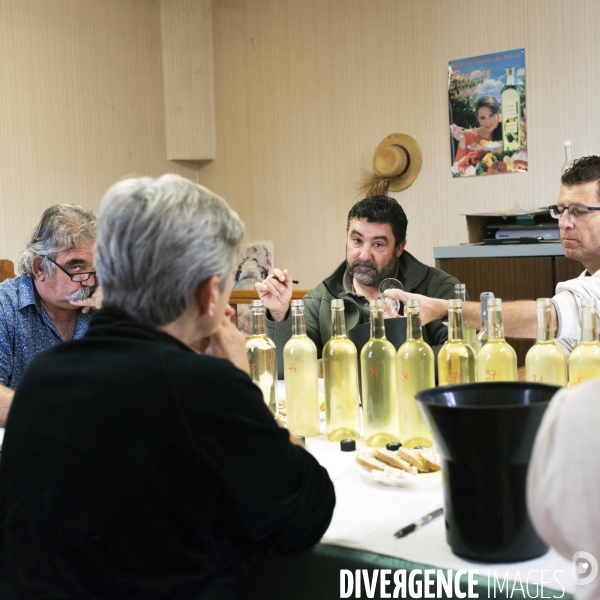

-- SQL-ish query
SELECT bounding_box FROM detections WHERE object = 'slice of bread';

[415,448,441,472]
[397,447,428,471]
[373,449,419,475]
[356,452,387,472]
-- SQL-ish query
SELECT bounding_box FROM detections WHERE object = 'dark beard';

[347,257,398,287]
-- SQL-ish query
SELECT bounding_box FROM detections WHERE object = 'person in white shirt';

[527,380,600,600]
[386,155,600,353]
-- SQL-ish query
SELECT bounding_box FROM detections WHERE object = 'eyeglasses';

[46,257,97,283]
[549,204,600,220]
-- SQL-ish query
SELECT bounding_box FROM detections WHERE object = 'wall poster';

[233,241,274,337]
[449,49,527,177]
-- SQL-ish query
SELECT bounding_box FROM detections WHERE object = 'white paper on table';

[323,489,411,544]
[309,447,356,482]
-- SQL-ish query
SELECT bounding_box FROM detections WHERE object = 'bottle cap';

[340,439,356,452]
[564,140,572,146]
[386,442,402,451]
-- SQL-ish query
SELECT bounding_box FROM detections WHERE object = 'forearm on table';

[0,382,15,426]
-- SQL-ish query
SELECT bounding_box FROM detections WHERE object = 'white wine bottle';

[561,140,574,174]
[438,299,476,385]
[396,299,435,448]
[283,299,320,437]
[323,299,360,441]
[474,292,495,355]
[501,66,521,152]
[525,298,567,386]
[568,298,600,387]
[360,298,401,448]
[246,300,278,415]
[455,283,477,351]
[477,298,517,382]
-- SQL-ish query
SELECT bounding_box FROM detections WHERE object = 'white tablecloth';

[304,429,574,596]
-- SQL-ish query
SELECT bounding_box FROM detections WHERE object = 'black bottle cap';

[386,442,402,451]
[340,439,356,452]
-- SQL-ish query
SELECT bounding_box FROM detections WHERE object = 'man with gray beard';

[258,196,459,377]
[0,204,99,425]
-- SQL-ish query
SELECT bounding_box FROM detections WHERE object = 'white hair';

[17,205,97,277]
[96,174,245,327]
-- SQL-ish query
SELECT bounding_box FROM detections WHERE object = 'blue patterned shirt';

[0,275,91,389]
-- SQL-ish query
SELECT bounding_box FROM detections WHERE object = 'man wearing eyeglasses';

[387,155,600,355]
[0,204,99,425]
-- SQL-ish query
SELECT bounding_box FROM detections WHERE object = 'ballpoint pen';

[394,508,443,539]
[271,275,299,285]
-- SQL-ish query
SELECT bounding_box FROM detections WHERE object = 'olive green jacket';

[266,251,461,378]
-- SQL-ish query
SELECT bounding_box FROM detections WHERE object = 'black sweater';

[0,308,335,599]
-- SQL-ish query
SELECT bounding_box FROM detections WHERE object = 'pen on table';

[394,508,443,539]
[271,275,299,285]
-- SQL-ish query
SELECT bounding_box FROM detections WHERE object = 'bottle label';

[503,100,519,119]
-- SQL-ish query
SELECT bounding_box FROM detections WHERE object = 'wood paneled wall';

[202,0,600,289]
[0,0,197,265]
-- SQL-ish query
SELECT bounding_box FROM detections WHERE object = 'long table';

[240,407,575,600]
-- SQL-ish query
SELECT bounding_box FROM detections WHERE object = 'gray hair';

[17,205,98,277]
[96,174,245,327]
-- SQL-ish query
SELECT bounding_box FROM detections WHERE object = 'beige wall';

[0,0,196,266]
[203,0,600,289]
[1,0,599,289]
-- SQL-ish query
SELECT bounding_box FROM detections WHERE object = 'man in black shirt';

[0,175,335,599]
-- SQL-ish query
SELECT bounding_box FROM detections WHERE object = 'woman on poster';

[451,96,503,166]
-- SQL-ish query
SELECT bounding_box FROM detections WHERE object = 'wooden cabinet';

[435,254,583,366]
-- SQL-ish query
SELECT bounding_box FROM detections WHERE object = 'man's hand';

[384,289,448,325]
[70,286,104,314]
[0,382,15,427]
[203,306,250,374]
[255,268,294,322]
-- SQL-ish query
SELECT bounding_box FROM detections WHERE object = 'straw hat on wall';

[359,133,422,197]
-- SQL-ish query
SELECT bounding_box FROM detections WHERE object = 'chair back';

[0,260,15,283]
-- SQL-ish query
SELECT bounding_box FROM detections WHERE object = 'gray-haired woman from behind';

[0,174,335,600]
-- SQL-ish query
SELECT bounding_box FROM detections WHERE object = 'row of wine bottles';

[465,289,600,388]
[245,288,600,449]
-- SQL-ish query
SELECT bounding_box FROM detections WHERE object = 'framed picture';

[233,241,274,336]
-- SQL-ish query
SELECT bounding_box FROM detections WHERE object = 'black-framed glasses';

[549,204,600,220]
[46,257,96,283]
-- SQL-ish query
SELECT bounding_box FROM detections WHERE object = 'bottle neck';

[447,307,464,341]
[581,311,598,343]
[480,306,488,332]
[455,289,466,302]
[488,307,505,341]
[370,306,386,340]
[251,310,267,336]
[331,308,347,337]
[291,312,307,336]
[565,145,573,163]
[536,306,553,342]
[406,309,423,340]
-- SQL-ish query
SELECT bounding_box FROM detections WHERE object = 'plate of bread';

[356,446,442,488]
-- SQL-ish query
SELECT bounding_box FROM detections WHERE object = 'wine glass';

[378,278,404,317]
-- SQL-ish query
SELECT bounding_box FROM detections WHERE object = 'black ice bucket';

[416,382,559,563]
